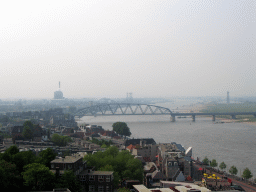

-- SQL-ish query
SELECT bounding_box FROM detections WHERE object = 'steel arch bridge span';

[75,103,173,117]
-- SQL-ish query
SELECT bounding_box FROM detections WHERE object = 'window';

[89,185,94,192]
[51,164,54,169]
[80,175,85,180]
[98,186,104,192]
[63,163,66,169]
[68,164,72,169]
[106,175,110,182]
[98,175,104,182]
[89,175,95,181]
[106,186,110,192]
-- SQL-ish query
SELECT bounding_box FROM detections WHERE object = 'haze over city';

[1,0,255,99]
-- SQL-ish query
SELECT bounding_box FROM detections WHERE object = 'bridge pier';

[171,115,176,122]
[231,115,236,119]
[192,115,195,122]
[212,115,215,121]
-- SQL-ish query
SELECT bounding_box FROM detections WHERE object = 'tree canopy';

[22,163,55,190]
[37,148,57,168]
[22,163,55,191]
[0,160,22,190]
[112,122,131,137]
[210,159,218,167]
[55,170,82,192]
[0,147,82,191]
[229,165,238,175]
[23,125,33,140]
[50,133,72,146]
[219,162,226,170]
[202,156,209,165]
[83,146,143,186]
[242,167,253,180]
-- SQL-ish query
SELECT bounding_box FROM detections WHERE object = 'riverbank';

[193,161,256,192]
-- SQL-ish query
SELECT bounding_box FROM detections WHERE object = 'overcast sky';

[0,0,255,99]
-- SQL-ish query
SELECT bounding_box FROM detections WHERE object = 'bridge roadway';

[170,112,256,122]
[74,103,256,122]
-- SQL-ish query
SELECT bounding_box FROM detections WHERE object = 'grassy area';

[200,102,256,122]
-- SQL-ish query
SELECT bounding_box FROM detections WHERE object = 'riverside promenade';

[193,161,256,192]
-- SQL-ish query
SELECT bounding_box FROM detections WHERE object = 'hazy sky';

[1,0,255,99]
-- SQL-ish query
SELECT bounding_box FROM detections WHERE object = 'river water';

[77,101,256,178]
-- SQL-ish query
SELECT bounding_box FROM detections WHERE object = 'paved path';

[193,162,256,192]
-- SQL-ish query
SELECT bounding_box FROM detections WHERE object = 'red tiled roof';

[126,144,136,150]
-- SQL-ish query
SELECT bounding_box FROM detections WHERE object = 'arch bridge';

[75,103,172,117]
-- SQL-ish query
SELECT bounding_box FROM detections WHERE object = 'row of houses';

[122,138,194,188]
[0,108,77,135]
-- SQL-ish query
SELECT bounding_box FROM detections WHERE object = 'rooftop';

[51,154,82,163]
[88,171,113,175]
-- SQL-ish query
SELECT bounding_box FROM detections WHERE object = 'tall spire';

[59,81,60,89]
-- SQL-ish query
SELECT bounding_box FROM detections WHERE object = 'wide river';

[77,101,256,178]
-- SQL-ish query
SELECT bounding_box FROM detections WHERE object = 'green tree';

[202,156,209,165]
[101,144,108,148]
[83,146,143,183]
[242,167,253,180]
[55,170,82,192]
[210,159,218,168]
[5,145,19,156]
[219,162,226,171]
[37,148,57,168]
[62,149,71,157]
[22,163,55,191]
[51,133,72,146]
[12,151,38,173]
[229,165,238,175]
[112,122,131,137]
[0,160,22,190]
[23,120,34,131]
[23,125,33,140]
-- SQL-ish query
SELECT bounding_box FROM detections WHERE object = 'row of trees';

[202,156,253,180]
[0,145,82,191]
[90,138,113,148]
[83,146,143,187]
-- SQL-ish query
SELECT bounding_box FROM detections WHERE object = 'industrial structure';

[54,81,64,100]
[227,91,230,104]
